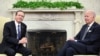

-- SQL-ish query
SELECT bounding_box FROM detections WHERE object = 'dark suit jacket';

[0,21,27,53]
[75,22,100,54]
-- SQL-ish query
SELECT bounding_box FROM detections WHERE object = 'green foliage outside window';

[13,0,84,10]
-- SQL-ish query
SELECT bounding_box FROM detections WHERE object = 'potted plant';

[13,0,84,10]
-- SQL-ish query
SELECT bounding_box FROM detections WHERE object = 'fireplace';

[27,30,66,56]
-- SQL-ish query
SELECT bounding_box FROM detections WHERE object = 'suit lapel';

[12,21,17,37]
[89,22,97,31]
[21,23,23,37]
[21,23,25,38]
[80,22,98,40]
[80,25,87,38]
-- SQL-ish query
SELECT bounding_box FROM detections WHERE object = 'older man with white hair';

[57,10,100,56]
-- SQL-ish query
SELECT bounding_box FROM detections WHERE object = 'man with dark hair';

[15,10,24,15]
[57,10,100,56]
[1,10,31,56]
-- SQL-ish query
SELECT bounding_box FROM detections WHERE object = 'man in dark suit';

[57,10,100,56]
[1,10,31,56]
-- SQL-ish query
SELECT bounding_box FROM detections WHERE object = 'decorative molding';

[9,9,84,13]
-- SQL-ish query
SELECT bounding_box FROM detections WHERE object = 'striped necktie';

[81,25,89,40]
[17,24,21,40]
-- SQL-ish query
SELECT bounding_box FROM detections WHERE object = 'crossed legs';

[57,40,87,56]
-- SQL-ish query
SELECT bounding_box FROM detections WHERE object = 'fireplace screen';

[27,30,66,56]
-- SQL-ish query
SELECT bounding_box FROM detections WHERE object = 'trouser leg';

[17,46,32,56]
[4,47,16,56]
[67,40,87,54]
[57,41,68,56]
[57,40,87,56]
[66,47,76,56]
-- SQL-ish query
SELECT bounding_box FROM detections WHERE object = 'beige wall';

[0,0,17,18]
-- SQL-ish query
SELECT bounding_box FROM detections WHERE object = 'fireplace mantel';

[9,9,84,12]
[9,9,84,40]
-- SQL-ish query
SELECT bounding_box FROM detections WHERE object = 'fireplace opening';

[27,30,66,56]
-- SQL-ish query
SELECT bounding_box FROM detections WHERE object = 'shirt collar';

[88,21,94,27]
[15,20,21,26]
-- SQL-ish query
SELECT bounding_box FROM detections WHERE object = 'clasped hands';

[18,37,27,44]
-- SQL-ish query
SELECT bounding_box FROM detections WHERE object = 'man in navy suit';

[57,10,100,56]
[1,10,31,56]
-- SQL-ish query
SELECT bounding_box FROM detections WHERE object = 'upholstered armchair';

[95,16,100,24]
[0,16,11,43]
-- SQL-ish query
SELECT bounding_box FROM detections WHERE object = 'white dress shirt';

[15,20,21,39]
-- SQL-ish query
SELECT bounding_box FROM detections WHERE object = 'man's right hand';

[18,37,27,44]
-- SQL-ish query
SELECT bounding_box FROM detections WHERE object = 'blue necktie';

[17,24,21,40]
[16,25,21,49]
